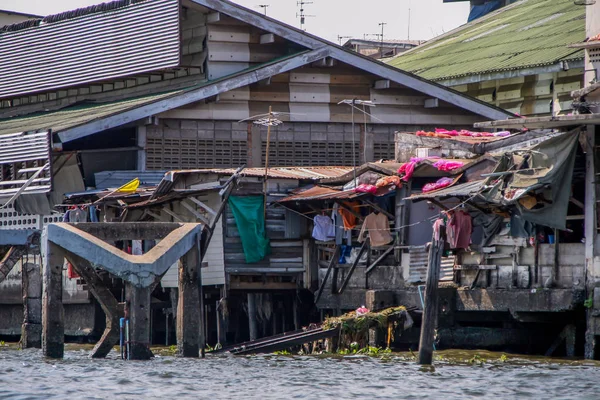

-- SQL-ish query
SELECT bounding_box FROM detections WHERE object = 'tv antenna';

[258,4,269,15]
[337,35,352,45]
[296,1,314,30]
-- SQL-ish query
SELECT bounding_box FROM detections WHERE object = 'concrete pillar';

[176,250,200,357]
[247,293,258,341]
[126,283,154,360]
[42,242,65,359]
[21,262,42,348]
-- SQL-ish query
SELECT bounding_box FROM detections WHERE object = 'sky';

[0,0,470,43]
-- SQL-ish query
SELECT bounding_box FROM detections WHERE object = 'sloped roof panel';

[387,0,586,81]
[0,0,180,99]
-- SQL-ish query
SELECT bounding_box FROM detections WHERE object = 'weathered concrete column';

[66,253,123,358]
[22,262,42,348]
[42,242,65,359]
[126,283,154,360]
[248,293,258,341]
[176,249,200,357]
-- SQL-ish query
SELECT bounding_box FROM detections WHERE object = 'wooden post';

[196,234,206,358]
[42,242,65,359]
[22,262,42,349]
[126,283,154,360]
[418,225,445,365]
[248,293,258,341]
[176,247,201,357]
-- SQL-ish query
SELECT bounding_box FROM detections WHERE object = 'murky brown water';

[1,345,599,399]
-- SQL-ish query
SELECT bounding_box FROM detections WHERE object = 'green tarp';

[228,196,271,263]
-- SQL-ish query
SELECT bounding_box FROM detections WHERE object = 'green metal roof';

[387,0,586,82]
[0,90,182,136]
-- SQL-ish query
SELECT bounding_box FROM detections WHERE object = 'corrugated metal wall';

[0,0,181,99]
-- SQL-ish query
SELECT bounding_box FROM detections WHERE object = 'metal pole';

[351,99,357,185]
[263,106,273,220]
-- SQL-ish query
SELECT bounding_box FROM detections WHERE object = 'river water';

[1,345,599,399]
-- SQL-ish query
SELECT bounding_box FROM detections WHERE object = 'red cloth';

[354,184,377,194]
[422,177,453,193]
[447,210,472,249]
[67,262,80,279]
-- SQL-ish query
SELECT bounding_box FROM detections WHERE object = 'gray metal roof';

[94,170,166,189]
[0,0,180,99]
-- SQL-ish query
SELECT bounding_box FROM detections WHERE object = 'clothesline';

[274,190,484,233]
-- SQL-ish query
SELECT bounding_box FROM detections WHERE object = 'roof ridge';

[0,0,146,34]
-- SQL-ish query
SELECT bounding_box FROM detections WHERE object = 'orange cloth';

[375,175,402,188]
[339,201,361,231]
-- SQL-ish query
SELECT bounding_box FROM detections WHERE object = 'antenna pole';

[378,22,387,58]
[263,105,273,219]
[258,4,269,16]
[408,1,411,41]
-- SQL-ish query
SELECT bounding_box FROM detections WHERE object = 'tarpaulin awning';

[481,131,580,229]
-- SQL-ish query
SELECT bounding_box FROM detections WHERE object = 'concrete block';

[365,290,395,311]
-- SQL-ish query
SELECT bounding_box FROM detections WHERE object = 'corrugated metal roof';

[0,90,183,136]
[94,170,166,190]
[408,180,485,200]
[278,186,363,202]
[171,166,355,181]
[0,0,180,99]
[387,0,585,81]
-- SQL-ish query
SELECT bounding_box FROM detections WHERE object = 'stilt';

[248,293,258,341]
[21,262,42,348]
[126,283,154,360]
[66,253,123,358]
[42,242,65,359]
[418,226,445,365]
[293,294,299,331]
[177,245,201,357]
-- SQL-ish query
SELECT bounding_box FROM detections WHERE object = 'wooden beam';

[146,210,163,221]
[314,245,340,304]
[374,80,391,89]
[365,245,394,275]
[189,197,217,216]
[260,33,275,44]
[162,207,184,223]
[181,200,210,225]
[424,98,439,108]
[363,200,394,220]
[206,12,221,23]
[338,239,369,294]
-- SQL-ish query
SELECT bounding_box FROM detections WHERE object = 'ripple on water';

[2,349,600,399]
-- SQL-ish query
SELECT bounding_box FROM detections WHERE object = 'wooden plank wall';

[223,180,307,275]
[450,69,583,117]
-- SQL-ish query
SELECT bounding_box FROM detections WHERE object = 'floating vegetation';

[323,306,412,352]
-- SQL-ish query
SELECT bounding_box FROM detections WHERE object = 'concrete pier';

[126,283,154,360]
[42,242,65,359]
[21,263,42,348]
[177,245,201,357]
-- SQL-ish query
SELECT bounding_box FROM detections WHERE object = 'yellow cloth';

[117,178,140,193]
